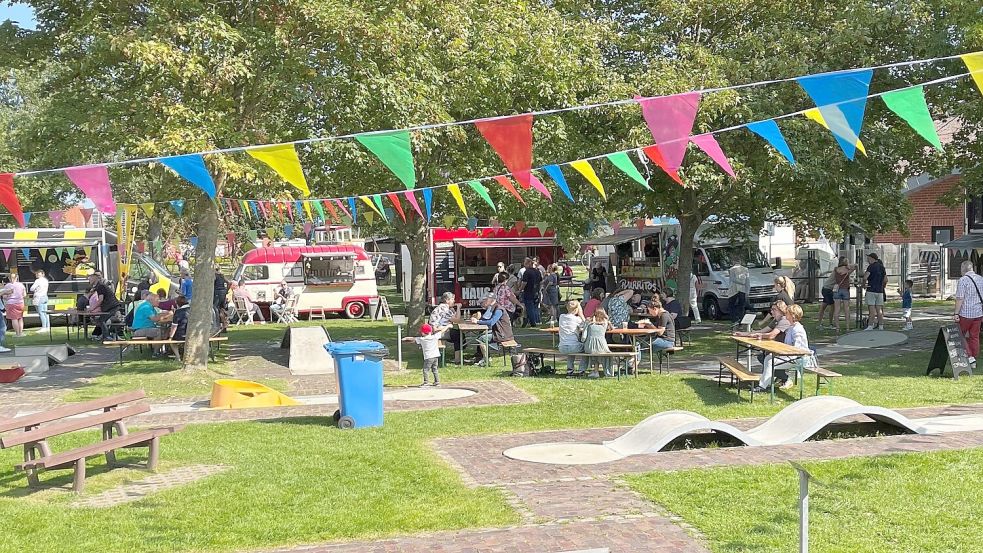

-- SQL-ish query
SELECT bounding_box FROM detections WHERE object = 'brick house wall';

[876,174,964,244]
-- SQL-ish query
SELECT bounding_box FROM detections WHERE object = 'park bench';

[103,336,229,365]
[717,356,760,402]
[654,346,684,374]
[801,366,843,397]
[0,390,183,493]
[522,347,639,379]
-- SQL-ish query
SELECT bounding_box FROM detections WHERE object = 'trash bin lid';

[324,340,387,356]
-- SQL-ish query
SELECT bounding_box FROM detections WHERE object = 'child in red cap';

[403,323,441,386]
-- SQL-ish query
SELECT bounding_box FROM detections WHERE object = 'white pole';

[798,468,809,553]
[397,324,403,370]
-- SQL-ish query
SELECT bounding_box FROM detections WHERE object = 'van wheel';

[704,297,722,320]
[345,302,366,319]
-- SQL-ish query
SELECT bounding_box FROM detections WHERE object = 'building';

[875,172,964,245]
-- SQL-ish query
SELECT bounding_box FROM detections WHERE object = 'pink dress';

[4,282,26,319]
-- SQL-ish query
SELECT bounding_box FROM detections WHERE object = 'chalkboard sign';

[926,323,973,380]
[433,244,455,300]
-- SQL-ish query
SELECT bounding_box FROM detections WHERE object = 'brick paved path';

[72,465,229,508]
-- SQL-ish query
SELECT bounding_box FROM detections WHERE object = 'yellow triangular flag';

[360,195,383,217]
[570,160,605,200]
[803,108,867,156]
[302,201,314,222]
[447,184,467,216]
[140,203,155,216]
[963,52,983,95]
[246,144,310,197]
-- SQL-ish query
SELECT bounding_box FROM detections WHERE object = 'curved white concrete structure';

[504,396,930,465]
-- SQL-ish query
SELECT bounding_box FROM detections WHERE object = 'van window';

[693,256,710,277]
[242,265,270,281]
[282,264,304,278]
[304,256,355,285]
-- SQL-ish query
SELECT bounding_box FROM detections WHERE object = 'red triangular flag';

[135,241,146,254]
[80,207,94,222]
[0,174,26,227]
[386,192,407,222]
[50,210,64,228]
[513,220,525,234]
[493,176,525,205]
[636,218,647,232]
[226,233,236,247]
[641,146,684,185]
[475,114,538,192]
[322,200,339,224]
[611,220,622,232]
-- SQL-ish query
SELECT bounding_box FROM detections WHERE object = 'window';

[967,197,983,232]
[303,256,355,285]
[282,264,303,278]
[242,265,269,281]
[931,226,954,244]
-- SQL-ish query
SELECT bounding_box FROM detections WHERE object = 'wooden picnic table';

[730,335,812,402]
[540,326,664,373]
[453,322,492,368]
[46,309,118,342]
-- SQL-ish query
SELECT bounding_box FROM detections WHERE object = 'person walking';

[817,269,836,330]
[31,269,50,334]
[864,253,887,330]
[831,257,857,333]
[518,257,543,327]
[955,260,983,366]
[728,262,750,323]
[689,272,702,323]
[543,264,561,324]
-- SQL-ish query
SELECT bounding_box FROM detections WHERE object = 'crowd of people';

[488,256,571,328]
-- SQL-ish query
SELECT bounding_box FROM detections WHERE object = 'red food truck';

[403,227,562,309]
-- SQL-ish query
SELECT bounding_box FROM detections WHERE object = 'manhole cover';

[503,443,624,465]
[836,330,908,348]
[388,387,476,401]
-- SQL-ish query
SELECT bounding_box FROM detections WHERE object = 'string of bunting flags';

[0,52,979,229]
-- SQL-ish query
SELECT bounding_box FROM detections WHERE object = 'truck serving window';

[303,256,355,285]
[242,265,270,281]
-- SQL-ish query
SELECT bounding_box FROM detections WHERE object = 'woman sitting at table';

[582,308,613,378]
[583,287,605,318]
[758,276,795,329]
[755,304,812,392]
[605,289,633,340]
[558,300,588,376]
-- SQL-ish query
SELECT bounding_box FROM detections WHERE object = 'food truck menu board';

[433,241,456,301]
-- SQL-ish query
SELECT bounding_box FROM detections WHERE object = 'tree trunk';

[676,215,700,313]
[184,197,220,371]
[404,221,429,328]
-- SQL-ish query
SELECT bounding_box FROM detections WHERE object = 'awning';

[943,234,983,250]
[584,229,661,246]
[452,238,557,249]
[301,251,354,258]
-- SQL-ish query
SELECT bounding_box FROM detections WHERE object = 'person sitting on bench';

[637,300,675,352]
[169,296,190,341]
[471,293,513,366]
[558,300,588,376]
[755,304,811,392]
[131,292,171,339]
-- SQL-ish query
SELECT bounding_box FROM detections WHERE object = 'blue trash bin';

[324,340,388,429]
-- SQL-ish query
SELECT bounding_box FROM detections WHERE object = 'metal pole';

[799,468,809,553]
[397,324,403,369]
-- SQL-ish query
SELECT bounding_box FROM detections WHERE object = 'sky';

[0,2,36,30]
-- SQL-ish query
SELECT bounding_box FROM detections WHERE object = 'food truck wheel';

[338,416,355,429]
[703,297,722,320]
[345,301,366,319]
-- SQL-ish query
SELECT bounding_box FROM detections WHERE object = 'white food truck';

[233,244,379,319]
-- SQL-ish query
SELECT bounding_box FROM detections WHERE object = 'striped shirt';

[956,271,983,318]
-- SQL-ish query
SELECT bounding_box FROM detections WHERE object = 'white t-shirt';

[689,273,698,299]
[558,313,584,347]
[31,277,49,302]
[415,334,442,360]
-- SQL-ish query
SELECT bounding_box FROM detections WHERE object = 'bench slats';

[522,347,635,358]
[717,357,757,381]
[103,337,229,346]
[805,367,842,378]
[0,403,151,449]
[16,427,182,471]
[0,390,146,433]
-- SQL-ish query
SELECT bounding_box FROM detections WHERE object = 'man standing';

[689,272,702,323]
[955,260,983,366]
[728,262,749,323]
[864,252,887,330]
[518,257,543,327]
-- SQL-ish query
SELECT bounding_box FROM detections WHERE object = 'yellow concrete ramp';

[210,379,300,409]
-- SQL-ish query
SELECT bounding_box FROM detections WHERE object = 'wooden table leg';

[72,459,87,493]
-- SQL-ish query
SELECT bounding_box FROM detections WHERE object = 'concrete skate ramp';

[14,344,75,364]
[504,396,929,465]
[281,326,335,375]
[603,411,759,455]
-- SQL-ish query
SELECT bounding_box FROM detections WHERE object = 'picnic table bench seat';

[103,336,229,364]
[521,347,640,379]
[717,356,760,402]
[0,390,183,492]
[802,366,843,396]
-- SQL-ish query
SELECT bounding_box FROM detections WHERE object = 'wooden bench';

[0,390,183,493]
[522,347,639,379]
[802,366,843,396]
[655,346,684,374]
[717,357,760,402]
[103,336,229,364]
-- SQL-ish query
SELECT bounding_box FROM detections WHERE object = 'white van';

[233,244,379,319]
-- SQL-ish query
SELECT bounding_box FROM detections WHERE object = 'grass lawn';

[627,448,983,552]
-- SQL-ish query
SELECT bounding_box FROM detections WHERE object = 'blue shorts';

[821,288,834,305]
[833,288,850,301]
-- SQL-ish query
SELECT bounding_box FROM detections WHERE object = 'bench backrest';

[0,389,146,434]
[1,403,151,448]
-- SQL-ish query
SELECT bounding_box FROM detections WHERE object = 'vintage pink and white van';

[232,245,379,318]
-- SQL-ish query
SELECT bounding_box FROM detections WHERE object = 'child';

[901,279,913,331]
[404,323,441,387]
[582,308,613,378]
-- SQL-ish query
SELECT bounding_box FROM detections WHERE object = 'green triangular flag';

[372,194,389,222]
[266,227,276,238]
[354,130,417,189]
[607,151,650,189]
[312,199,326,223]
[880,86,943,151]
[55,247,65,258]
[247,230,259,241]
[467,180,497,212]
[442,214,456,229]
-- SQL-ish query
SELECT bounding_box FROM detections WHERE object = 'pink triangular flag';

[333,199,352,221]
[303,222,313,235]
[64,165,117,214]
[611,220,622,232]
[523,172,552,201]
[474,114,539,192]
[80,207,94,222]
[490,218,502,230]
[402,191,424,218]
[636,92,701,172]
[1,249,10,261]
[226,233,236,247]
[636,218,647,232]
[690,134,736,178]
[49,210,64,227]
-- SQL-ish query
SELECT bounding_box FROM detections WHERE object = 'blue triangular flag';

[422,189,433,220]
[796,69,873,161]
[20,248,30,260]
[22,212,31,226]
[347,198,357,224]
[249,201,259,219]
[284,224,294,239]
[466,216,478,231]
[159,154,217,198]
[190,237,198,249]
[169,200,185,216]
[543,165,574,203]
[746,120,796,165]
